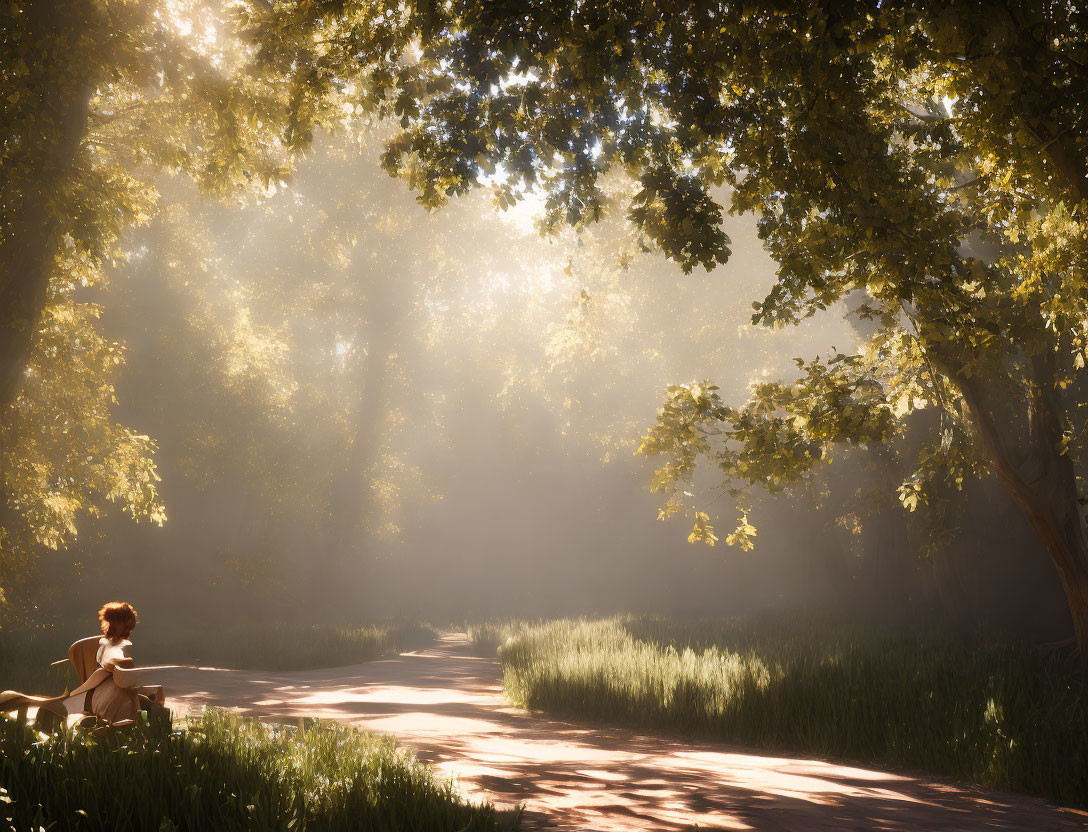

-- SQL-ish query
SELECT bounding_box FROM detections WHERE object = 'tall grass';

[465,620,523,657]
[0,708,513,831]
[499,615,1088,806]
[0,621,436,695]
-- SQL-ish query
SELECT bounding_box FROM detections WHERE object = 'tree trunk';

[949,350,1088,665]
[314,260,405,608]
[329,293,396,562]
[0,0,96,411]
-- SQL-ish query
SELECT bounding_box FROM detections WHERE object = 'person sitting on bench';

[68,602,143,724]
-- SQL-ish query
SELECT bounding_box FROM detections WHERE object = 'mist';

[3,128,1056,641]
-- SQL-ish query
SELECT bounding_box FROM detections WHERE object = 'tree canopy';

[242,0,1088,654]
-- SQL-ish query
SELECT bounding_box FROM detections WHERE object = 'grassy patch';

[0,708,513,831]
[0,621,436,695]
[498,615,1087,807]
[138,621,437,671]
[465,620,521,657]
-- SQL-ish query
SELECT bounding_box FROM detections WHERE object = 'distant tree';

[250,2,1088,657]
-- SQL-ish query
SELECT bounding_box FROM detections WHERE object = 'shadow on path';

[161,634,1088,832]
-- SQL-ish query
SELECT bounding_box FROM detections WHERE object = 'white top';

[96,637,131,667]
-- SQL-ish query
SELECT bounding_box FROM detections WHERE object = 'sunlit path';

[161,634,1087,832]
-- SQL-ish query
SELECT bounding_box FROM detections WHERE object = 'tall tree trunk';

[948,350,1088,664]
[0,0,96,410]
[330,292,396,560]
[315,263,404,608]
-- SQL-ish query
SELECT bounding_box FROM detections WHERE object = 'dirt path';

[160,634,1087,831]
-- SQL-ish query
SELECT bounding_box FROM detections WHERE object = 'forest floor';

[161,633,1088,832]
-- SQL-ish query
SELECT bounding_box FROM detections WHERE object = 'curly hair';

[98,601,138,641]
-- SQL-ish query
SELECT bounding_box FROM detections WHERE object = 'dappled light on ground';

[162,634,1087,831]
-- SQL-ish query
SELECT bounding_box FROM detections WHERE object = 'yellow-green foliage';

[0,296,166,594]
[499,616,1088,807]
[0,709,509,831]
